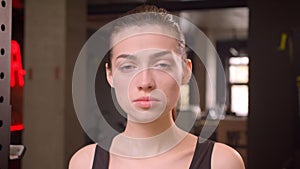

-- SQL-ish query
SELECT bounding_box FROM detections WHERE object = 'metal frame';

[0,0,11,168]
[88,0,247,15]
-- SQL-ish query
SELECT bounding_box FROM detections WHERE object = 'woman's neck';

[109,112,188,158]
[123,112,174,138]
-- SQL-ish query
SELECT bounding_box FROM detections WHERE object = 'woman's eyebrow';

[115,51,172,60]
[116,54,136,60]
[152,51,172,58]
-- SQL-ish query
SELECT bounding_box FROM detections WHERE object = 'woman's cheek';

[112,73,133,106]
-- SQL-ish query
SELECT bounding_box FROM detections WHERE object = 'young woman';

[69,5,245,169]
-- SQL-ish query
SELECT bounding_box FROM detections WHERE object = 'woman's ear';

[181,59,192,84]
[105,63,114,88]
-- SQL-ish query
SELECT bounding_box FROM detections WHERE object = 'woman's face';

[106,27,191,123]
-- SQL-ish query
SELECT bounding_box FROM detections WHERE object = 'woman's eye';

[119,64,137,72]
[154,62,171,69]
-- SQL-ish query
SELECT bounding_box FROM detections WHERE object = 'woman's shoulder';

[211,142,245,169]
[68,144,97,169]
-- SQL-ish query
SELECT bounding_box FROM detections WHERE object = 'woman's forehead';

[110,25,179,46]
[111,32,179,58]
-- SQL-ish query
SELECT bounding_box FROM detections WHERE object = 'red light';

[10,124,24,131]
[10,40,25,132]
[11,40,26,87]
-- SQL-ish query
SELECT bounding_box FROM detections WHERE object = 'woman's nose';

[136,69,156,91]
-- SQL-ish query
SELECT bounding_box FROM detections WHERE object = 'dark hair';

[106,4,186,69]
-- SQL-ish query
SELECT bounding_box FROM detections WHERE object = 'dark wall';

[248,0,300,168]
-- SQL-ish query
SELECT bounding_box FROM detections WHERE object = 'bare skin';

[69,135,245,169]
[69,27,245,169]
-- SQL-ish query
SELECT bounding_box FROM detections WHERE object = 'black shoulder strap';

[189,139,215,169]
[92,145,109,169]
[92,139,214,169]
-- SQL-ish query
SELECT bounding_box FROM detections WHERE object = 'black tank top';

[92,139,215,169]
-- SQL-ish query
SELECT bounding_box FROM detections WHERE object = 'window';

[229,56,249,116]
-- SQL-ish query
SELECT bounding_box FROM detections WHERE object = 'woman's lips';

[132,96,159,109]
